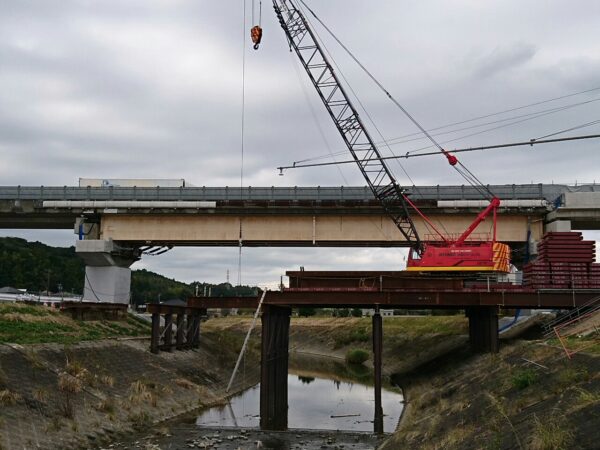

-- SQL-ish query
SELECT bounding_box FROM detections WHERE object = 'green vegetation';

[557,366,589,387]
[547,335,600,354]
[0,237,83,294]
[345,348,369,364]
[0,237,258,304]
[334,325,370,349]
[0,303,150,344]
[298,307,316,317]
[511,368,538,390]
[331,316,467,349]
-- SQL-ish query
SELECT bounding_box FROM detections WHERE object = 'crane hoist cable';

[238,0,249,285]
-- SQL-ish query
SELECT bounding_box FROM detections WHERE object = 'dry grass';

[95,397,116,414]
[128,380,157,406]
[438,423,477,448]
[33,388,48,403]
[45,417,63,432]
[0,389,22,406]
[58,372,82,394]
[23,348,45,369]
[174,378,197,390]
[127,411,151,429]
[100,375,114,387]
[486,392,524,450]
[530,414,573,450]
[2,312,72,325]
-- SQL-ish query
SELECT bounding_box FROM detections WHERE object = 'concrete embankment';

[0,330,260,450]
[0,314,470,449]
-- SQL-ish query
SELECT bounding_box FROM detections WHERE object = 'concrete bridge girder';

[97,214,542,246]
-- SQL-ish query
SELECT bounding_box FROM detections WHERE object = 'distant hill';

[0,237,257,304]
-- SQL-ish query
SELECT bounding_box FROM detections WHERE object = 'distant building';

[361,309,395,317]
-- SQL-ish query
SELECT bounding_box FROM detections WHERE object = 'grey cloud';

[0,1,599,284]
[470,42,537,79]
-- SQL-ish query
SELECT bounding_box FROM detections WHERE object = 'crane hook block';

[251,26,263,50]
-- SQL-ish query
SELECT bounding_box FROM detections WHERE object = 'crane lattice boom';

[273,0,421,250]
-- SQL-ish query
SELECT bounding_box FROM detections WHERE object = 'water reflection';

[196,373,403,432]
[298,375,315,385]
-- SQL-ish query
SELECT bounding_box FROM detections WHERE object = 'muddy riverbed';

[109,361,403,449]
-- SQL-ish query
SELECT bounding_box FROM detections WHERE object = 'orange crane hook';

[251,25,263,50]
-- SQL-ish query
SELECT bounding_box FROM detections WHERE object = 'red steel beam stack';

[524,232,600,289]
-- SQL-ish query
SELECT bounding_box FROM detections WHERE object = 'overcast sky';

[1,1,599,288]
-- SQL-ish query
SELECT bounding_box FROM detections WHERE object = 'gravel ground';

[105,425,385,450]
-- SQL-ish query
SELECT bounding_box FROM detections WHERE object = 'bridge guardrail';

[0,184,590,202]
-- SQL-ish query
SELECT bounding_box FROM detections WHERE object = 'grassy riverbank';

[380,337,600,449]
[0,302,150,344]
[5,305,595,449]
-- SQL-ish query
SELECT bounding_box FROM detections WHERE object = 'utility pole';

[46,269,51,295]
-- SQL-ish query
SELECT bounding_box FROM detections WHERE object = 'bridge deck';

[186,289,599,309]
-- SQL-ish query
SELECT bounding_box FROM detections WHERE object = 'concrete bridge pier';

[466,306,499,353]
[75,239,140,303]
[260,305,291,431]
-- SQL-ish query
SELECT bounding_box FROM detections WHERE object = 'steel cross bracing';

[273,0,421,249]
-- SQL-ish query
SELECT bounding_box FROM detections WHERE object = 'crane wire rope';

[292,2,418,239]
[297,0,494,199]
[288,51,349,185]
[534,119,600,140]
[285,95,600,165]
[378,86,600,145]
[294,1,449,238]
[382,98,600,147]
[277,133,600,169]
[404,107,600,157]
[252,0,263,26]
[238,0,248,287]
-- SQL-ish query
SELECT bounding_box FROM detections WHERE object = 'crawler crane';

[271,0,511,272]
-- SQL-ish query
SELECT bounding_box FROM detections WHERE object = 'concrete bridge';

[1,184,599,302]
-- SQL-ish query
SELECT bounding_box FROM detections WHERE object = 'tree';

[351,308,362,317]
[298,307,316,317]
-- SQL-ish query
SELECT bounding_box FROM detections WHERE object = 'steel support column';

[186,313,194,346]
[373,307,384,434]
[260,305,291,431]
[192,310,204,348]
[466,306,499,353]
[164,313,173,352]
[150,312,160,354]
[176,313,185,350]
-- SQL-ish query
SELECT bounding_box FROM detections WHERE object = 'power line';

[378,86,600,144]
[384,98,600,147]
[291,96,600,166]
